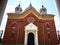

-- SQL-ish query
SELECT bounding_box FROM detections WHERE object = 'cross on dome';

[40,2,47,14]
[15,1,22,13]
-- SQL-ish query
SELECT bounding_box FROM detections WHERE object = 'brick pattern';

[2,13,58,45]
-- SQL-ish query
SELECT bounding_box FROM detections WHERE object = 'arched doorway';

[27,33,34,45]
[24,23,38,45]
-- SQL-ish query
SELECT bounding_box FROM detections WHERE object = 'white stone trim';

[24,23,38,45]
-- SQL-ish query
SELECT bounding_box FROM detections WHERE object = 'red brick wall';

[2,19,19,44]
[2,13,58,45]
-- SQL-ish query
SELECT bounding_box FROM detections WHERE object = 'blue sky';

[0,0,60,32]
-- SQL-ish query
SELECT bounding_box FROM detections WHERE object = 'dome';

[40,5,47,14]
[18,4,22,11]
[41,5,47,10]
[15,4,22,13]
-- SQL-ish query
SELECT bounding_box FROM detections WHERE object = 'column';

[35,31,38,45]
[24,30,27,45]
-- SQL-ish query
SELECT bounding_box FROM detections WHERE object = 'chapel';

[2,3,58,45]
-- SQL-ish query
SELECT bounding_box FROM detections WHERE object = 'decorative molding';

[7,7,54,20]
[24,23,38,45]
[27,17,35,23]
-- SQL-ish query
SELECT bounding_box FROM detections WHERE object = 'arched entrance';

[27,33,34,45]
[24,23,38,45]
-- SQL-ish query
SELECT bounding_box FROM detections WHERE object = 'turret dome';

[15,4,22,13]
[40,5,47,14]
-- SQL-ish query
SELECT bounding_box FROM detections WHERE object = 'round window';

[28,17,35,23]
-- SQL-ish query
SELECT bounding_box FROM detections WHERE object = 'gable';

[22,12,41,19]
[18,6,42,19]
[22,13,41,23]
[21,7,41,17]
[25,23,38,30]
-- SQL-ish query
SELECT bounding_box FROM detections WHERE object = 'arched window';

[12,22,17,29]
[46,23,50,30]
[48,32,50,39]
[11,31,14,39]
[48,32,51,44]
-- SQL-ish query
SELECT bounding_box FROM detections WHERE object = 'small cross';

[18,1,21,6]
[42,2,43,5]
[30,0,31,3]
[19,1,21,4]
[42,2,44,7]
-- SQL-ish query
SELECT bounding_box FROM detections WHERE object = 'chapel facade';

[2,3,58,45]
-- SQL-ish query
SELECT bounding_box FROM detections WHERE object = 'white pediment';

[25,23,38,30]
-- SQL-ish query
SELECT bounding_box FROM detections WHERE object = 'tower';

[15,4,22,13]
[40,5,47,14]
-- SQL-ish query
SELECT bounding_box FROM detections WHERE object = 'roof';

[7,5,55,20]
